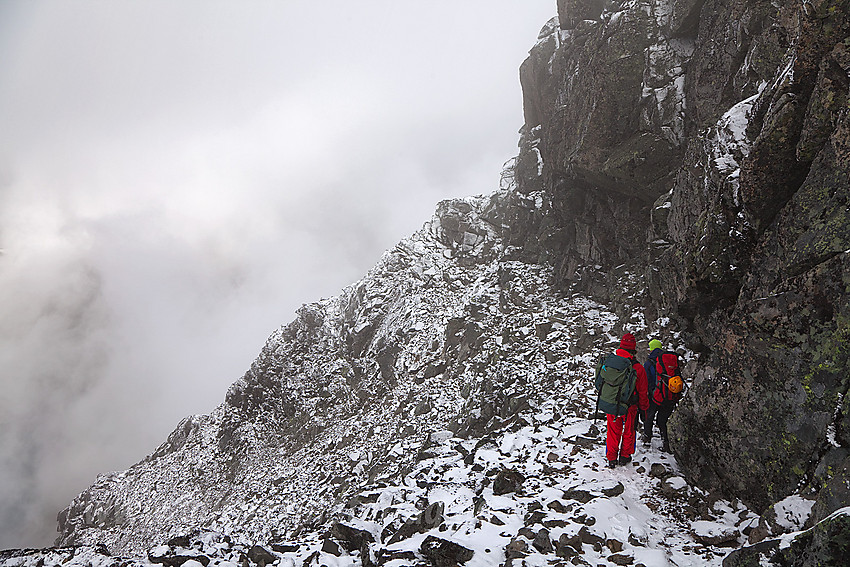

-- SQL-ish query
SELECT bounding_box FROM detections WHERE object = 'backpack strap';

[655,373,682,401]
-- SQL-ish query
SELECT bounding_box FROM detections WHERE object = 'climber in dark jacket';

[643,349,684,453]
[595,333,649,468]
[641,339,664,431]
[643,339,664,395]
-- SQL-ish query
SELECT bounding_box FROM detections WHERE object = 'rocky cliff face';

[46,0,850,563]
[519,0,850,525]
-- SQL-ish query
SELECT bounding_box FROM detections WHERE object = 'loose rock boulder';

[246,545,276,567]
[493,468,525,496]
[327,522,374,552]
[419,536,474,567]
[691,521,740,547]
[532,528,553,554]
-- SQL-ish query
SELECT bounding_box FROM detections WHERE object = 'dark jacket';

[644,348,664,396]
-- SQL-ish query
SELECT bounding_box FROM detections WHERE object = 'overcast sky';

[0,0,555,549]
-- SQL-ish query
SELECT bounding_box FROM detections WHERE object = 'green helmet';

[649,339,663,351]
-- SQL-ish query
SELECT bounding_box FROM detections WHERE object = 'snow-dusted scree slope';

[51,185,653,555]
[6,410,786,567]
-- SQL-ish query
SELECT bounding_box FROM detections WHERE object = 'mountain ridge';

[6,0,850,565]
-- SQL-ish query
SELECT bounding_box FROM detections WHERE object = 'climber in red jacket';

[603,333,650,467]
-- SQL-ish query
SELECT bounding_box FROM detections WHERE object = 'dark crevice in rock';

[786,249,846,281]
[670,0,706,39]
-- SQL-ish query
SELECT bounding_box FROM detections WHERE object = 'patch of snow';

[773,495,814,531]
[666,476,687,491]
[709,92,760,183]
[776,508,850,552]
[533,147,544,177]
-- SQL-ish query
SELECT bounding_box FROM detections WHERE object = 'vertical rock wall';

[661,0,850,515]
[518,0,850,515]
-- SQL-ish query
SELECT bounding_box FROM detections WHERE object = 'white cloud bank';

[0,0,555,549]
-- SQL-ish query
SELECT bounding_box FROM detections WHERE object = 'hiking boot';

[607,459,617,469]
[661,442,671,453]
[618,456,632,466]
[641,434,651,446]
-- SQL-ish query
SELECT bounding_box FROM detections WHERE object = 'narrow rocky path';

[264,403,758,567]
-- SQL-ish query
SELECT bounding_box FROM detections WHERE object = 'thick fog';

[0,0,555,549]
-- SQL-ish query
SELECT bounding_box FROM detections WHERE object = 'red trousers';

[606,405,639,462]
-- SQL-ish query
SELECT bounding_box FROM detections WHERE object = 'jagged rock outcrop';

[519,0,694,282]
[657,0,850,516]
[518,0,850,527]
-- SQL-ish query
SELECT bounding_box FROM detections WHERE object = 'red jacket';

[615,349,650,411]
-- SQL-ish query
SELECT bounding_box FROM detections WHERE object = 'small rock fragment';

[532,528,553,554]
[602,482,625,497]
[608,553,634,565]
[493,468,526,495]
[649,463,668,478]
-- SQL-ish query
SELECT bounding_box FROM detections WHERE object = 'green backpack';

[595,354,638,417]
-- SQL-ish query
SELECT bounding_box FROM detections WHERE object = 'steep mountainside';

[55,188,658,555]
[21,0,850,565]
